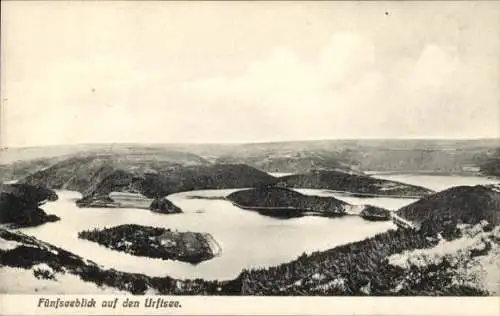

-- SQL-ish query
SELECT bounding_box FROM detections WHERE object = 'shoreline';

[320,190,425,199]
[203,233,222,257]
[366,170,497,178]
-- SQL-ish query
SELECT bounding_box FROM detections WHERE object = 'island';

[20,152,278,210]
[78,224,221,264]
[239,184,500,296]
[359,205,392,221]
[76,192,182,214]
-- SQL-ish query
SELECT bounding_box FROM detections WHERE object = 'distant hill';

[2,184,499,295]
[73,164,276,210]
[19,151,210,194]
[0,157,64,184]
[396,184,500,238]
[0,183,59,227]
[188,139,498,175]
[478,148,500,177]
[2,139,497,179]
[214,150,363,175]
[19,152,277,208]
[78,224,219,264]
[279,170,434,197]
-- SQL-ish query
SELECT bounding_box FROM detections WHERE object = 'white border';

[0,295,498,316]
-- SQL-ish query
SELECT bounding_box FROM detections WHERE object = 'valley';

[0,142,499,295]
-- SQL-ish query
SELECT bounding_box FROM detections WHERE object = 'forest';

[78,224,215,264]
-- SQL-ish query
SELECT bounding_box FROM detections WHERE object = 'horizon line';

[2,136,499,150]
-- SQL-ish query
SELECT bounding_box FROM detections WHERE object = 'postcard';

[0,1,498,315]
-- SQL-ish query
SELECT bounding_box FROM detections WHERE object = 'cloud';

[161,32,490,141]
[3,1,498,147]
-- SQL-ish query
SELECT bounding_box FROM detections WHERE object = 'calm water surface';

[369,173,499,192]
[17,189,393,280]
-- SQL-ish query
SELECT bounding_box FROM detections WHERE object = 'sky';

[1,1,499,147]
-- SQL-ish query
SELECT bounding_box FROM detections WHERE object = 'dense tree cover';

[20,151,209,193]
[209,139,497,174]
[1,228,234,295]
[238,229,435,295]
[396,185,500,239]
[136,164,277,197]
[238,228,489,296]
[227,186,347,218]
[280,170,433,197]
[73,164,276,208]
[78,224,215,264]
[235,185,500,296]
[360,205,391,221]
[20,152,278,204]
[0,184,59,227]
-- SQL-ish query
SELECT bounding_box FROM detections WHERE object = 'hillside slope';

[20,153,277,209]
[0,184,59,227]
[21,150,209,192]
[479,148,500,177]
[238,185,500,295]
[396,185,500,238]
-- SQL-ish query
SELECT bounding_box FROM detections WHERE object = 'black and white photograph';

[0,1,499,313]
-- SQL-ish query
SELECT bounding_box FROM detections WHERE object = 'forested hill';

[0,183,60,227]
[19,152,277,198]
[189,139,499,175]
[279,170,434,197]
[479,148,500,177]
[396,184,500,237]
[226,187,349,218]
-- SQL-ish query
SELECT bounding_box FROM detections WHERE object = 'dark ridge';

[479,148,500,177]
[227,186,347,218]
[396,185,500,238]
[360,205,391,221]
[280,170,434,197]
[0,184,59,227]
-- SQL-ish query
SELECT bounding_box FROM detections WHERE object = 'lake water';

[368,173,500,192]
[15,174,499,281]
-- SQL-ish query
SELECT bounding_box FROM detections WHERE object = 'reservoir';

[15,174,499,281]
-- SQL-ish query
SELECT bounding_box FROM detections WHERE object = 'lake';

[368,172,500,192]
[15,174,499,281]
